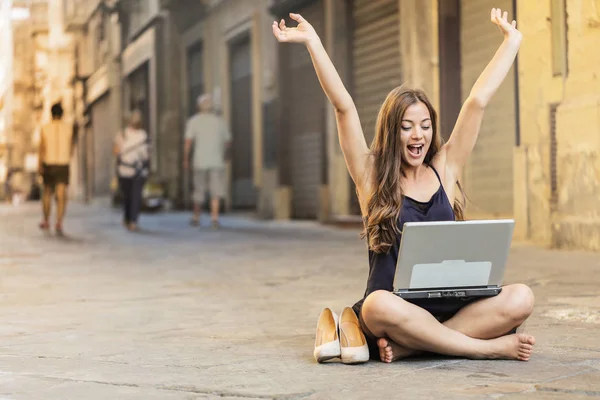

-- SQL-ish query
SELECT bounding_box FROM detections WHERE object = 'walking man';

[38,101,74,235]
[183,94,231,228]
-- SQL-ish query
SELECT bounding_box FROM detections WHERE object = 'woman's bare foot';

[484,333,536,361]
[377,338,419,363]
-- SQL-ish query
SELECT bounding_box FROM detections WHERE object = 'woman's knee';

[361,290,408,335]
[501,283,535,323]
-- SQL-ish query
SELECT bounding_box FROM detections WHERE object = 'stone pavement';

[0,201,599,399]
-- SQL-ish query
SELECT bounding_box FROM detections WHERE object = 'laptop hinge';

[402,286,487,292]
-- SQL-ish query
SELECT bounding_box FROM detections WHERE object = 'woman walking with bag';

[114,110,150,232]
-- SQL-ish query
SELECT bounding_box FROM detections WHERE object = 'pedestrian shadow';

[56,235,85,244]
[131,227,170,237]
[43,232,86,244]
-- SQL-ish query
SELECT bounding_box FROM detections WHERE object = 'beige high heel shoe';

[339,307,369,364]
[313,308,341,363]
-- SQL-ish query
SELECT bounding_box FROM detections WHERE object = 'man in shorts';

[183,94,231,228]
[38,101,74,235]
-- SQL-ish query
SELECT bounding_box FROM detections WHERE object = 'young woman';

[114,110,150,232]
[273,8,535,362]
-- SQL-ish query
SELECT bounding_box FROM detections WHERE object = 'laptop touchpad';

[409,260,492,289]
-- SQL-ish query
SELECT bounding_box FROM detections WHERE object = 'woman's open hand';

[491,8,522,42]
[272,13,319,45]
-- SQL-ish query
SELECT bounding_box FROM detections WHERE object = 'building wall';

[5,1,46,198]
[202,0,278,217]
[517,0,600,251]
[399,0,439,107]
[125,0,160,41]
[0,0,14,194]
[78,2,121,199]
[4,0,87,199]
[10,19,35,171]
[62,0,93,201]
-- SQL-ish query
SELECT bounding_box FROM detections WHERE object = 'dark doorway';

[229,35,256,209]
[438,0,462,141]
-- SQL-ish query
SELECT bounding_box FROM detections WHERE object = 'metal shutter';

[350,0,401,214]
[286,0,325,219]
[460,0,516,216]
[352,0,402,146]
[230,36,256,209]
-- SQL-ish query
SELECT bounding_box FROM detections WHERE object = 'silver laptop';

[393,219,515,300]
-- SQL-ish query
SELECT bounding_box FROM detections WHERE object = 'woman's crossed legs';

[361,284,535,363]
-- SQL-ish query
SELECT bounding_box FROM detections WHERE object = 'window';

[551,0,568,77]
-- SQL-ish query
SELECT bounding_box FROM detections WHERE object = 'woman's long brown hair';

[361,87,466,254]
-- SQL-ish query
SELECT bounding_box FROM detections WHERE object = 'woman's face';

[399,101,433,169]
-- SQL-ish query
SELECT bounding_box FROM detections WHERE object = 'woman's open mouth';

[407,144,424,158]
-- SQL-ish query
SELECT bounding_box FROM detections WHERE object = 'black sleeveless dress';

[352,165,477,358]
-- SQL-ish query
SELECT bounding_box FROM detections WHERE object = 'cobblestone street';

[0,202,599,399]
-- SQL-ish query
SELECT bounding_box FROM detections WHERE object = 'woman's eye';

[401,126,411,131]
[422,125,431,130]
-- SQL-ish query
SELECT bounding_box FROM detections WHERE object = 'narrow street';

[0,201,598,399]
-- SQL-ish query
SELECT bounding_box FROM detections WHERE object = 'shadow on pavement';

[131,228,170,237]
[50,233,86,244]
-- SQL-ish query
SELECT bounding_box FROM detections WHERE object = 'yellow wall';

[204,0,279,216]
[517,0,600,250]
